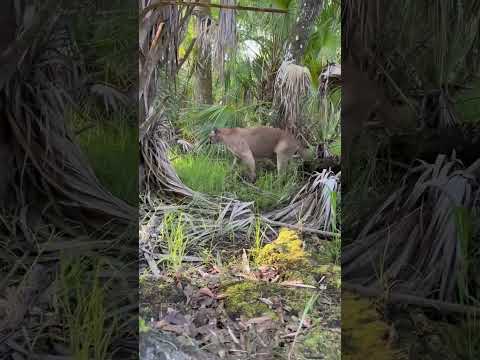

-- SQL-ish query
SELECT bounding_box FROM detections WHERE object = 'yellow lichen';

[254,228,307,270]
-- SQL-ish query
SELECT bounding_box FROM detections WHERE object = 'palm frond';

[273,60,312,131]
[343,153,480,302]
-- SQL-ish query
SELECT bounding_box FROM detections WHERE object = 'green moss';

[223,280,316,319]
[313,264,341,288]
[342,292,399,360]
[224,282,276,318]
[301,326,341,360]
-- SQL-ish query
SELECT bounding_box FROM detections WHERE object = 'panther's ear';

[213,127,219,134]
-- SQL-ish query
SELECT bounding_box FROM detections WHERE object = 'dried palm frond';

[140,1,193,120]
[343,153,480,302]
[140,168,341,271]
[214,0,237,81]
[196,14,215,61]
[141,122,193,197]
[140,196,256,255]
[266,170,341,233]
[319,63,341,98]
[273,60,312,132]
[3,1,135,229]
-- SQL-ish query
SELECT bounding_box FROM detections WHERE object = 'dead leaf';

[241,249,250,273]
[198,287,216,299]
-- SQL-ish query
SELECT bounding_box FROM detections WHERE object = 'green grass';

[170,151,301,211]
[171,152,230,195]
[73,114,137,206]
[330,137,341,157]
[58,256,116,360]
[160,212,189,272]
[231,168,300,210]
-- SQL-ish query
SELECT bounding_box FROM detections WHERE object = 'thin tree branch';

[142,1,288,17]
[176,37,197,73]
[260,217,339,238]
[344,282,480,315]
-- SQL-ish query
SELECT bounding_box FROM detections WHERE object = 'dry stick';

[344,282,480,315]
[260,217,338,238]
[176,37,197,74]
[142,1,288,16]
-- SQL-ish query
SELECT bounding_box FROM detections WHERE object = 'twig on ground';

[260,217,339,238]
[344,282,480,315]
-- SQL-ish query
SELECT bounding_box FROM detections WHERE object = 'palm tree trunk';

[194,0,213,104]
[287,0,323,63]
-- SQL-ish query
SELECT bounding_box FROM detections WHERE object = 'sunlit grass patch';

[170,152,230,195]
[170,151,301,211]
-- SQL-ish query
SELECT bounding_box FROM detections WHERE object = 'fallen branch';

[142,1,288,17]
[344,282,480,315]
[260,217,339,238]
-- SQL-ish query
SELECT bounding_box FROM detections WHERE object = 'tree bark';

[194,0,213,104]
[288,0,323,63]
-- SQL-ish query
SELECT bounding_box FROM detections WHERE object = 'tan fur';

[209,127,306,182]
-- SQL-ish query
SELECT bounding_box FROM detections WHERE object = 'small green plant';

[325,235,341,266]
[160,212,188,272]
[289,293,320,359]
[250,216,265,265]
[139,318,150,333]
[58,256,116,360]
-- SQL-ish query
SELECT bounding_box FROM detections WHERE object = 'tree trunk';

[288,0,323,63]
[194,0,213,104]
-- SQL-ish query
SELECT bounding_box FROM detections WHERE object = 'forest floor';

[139,228,341,359]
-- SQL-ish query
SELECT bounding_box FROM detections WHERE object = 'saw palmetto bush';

[0,1,137,358]
[343,154,480,302]
[342,0,480,306]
